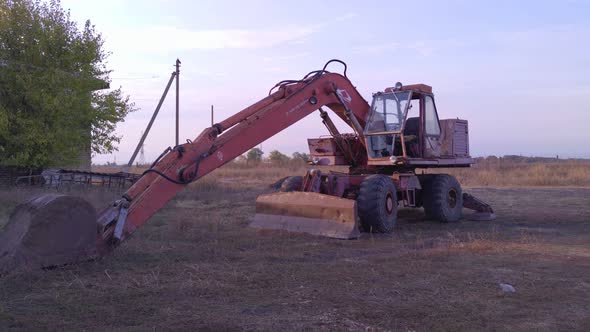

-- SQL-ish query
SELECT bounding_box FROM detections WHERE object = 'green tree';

[292,152,309,163]
[0,0,136,167]
[268,150,289,165]
[246,148,263,164]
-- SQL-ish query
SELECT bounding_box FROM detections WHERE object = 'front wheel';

[357,175,398,233]
[421,174,463,222]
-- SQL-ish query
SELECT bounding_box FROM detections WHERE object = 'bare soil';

[1,185,589,331]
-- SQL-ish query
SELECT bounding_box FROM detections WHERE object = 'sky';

[59,0,590,164]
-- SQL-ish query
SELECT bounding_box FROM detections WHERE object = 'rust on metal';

[439,119,470,157]
[251,192,359,239]
[0,61,497,271]
[384,83,433,94]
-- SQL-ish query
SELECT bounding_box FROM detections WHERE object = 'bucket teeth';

[251,192,360,239]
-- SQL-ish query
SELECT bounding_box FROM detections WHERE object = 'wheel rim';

[385,192,394,214]
[447,189,458,208]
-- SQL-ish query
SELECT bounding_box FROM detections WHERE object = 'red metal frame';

[296,168,423,210]
[96,69,476,251]
[99,72,371,245]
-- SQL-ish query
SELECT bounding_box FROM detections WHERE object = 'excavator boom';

[113,70,369,243]
[0,59,497,272]
[0,61,370,271]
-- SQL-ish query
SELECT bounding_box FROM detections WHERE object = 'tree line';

[235,148,309,166]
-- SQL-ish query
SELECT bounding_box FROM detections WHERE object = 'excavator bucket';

[251,192,360,239]
[0,194,98,273]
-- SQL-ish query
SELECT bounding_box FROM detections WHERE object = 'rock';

[499,283,516,293]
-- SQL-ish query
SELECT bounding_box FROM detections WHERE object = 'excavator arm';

[0,60,497,273]
[0,61,371,271]
[97,64,370,251]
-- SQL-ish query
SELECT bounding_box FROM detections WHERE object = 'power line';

[111,76,161,80]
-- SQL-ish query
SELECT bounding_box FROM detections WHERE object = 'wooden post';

[175,59,181,146]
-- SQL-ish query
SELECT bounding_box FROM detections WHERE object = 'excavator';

[0,60,494,272]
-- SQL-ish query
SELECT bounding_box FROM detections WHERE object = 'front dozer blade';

[251,192,360,239]
[0,194,98,273]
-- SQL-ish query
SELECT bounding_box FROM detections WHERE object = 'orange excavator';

[0,60,494,272]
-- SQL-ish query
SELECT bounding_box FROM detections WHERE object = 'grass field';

[96,156,590,188]
[1,160,589,330]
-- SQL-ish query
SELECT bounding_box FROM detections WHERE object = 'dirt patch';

[0,186,589,330]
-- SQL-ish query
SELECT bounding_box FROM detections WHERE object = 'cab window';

[424,96,440,136]
[366,91,411,133]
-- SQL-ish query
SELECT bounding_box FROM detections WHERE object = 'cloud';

[101,12,358,54]
[104,25,317,53]
[490,24,579,44]
[351,35,474,57]
[333,12,358,22]
[353,41,435,56]
[263,52,311,62]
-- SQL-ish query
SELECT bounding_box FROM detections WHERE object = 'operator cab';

[365,83,441,162]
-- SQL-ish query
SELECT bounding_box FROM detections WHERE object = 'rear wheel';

[357,175,397,233]
[421,174,463,222]
[280,176,303,192]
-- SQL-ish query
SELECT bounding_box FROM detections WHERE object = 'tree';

[246,148,263,164]
[268,150,290,165]
[0,0,136,167]
[292,152,310,163]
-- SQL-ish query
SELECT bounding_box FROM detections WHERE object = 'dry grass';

[95,157,590,188]
[0,160,589,330]
[431,158,590,187]
[1,181,589,330]
[0,172,590,331]
[94,162,310,191]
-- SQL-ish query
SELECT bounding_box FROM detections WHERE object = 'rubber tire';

[357,175,398,233]
[280,176,303,192]
[416,174,436,207]
[421,174,463,222]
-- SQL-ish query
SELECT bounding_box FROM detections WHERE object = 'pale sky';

[60,0,590,164]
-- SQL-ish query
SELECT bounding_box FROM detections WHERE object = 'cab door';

[422,95,442,158]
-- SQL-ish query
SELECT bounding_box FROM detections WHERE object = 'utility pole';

[211,105,214,126]
[138,131,146,166]
[127,67,177,168]
[175,59,181,146]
